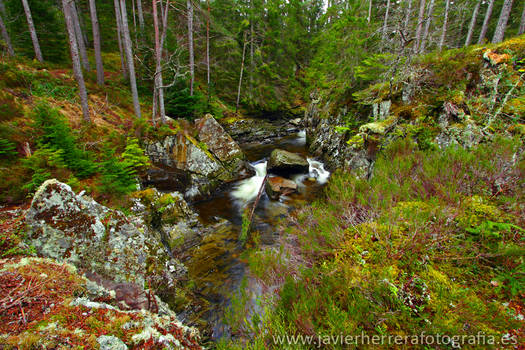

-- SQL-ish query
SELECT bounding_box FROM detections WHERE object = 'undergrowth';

[221,136,525,349]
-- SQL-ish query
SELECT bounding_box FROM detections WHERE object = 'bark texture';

[88,0,104,85]
[492,0,514,43]
[62,0,90,122]
[478,0,494,44]
[120,0,142,118]
[21,0,43,62]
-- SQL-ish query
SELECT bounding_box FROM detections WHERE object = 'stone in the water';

[268,149,309,175]
[265,176,298,199]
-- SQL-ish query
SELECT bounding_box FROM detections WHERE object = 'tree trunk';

[465,0,481,46]
[492,0,514,43]
[88,0,104,85]
[414,0,426,53]
[236,31,247,114]
[62,0,90,122]
[368,0,372,24]
[136,0,144,30]
[0,10,13,56]
[207,0,211,103]
[478,0,494,43]
[21,0,43,62]
[0,0,6,16]
[71,1,90,71]
[120,0,141,118]
[113,0,128,78]
[187,0,194,96]
[152,0,167,125]
[518,1,524,35]
[403,0,413,34]
[419,0,435,52]
[382,0,391,41]
[439,0,450,50]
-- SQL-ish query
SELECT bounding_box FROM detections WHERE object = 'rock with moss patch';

[145,117,252,199]
[268,149,309,175]
[25,179,182,290]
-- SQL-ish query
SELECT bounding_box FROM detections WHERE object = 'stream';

[186,130,330,341]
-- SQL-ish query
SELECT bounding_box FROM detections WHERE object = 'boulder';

[265,176,298,199]
[25,179,184,290]
[131,188,203,255]
[195,113,245,171]
[289,118,303,127]
[268,149,309,175]
[145,116,251,199]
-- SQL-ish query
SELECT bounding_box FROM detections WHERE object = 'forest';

[0,0,524,348]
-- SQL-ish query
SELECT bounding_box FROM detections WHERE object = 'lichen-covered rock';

[359,116,397,135]
[305,100,373,176]
[25,179,181,289]
[268,149,309,175]
[131,188,203,255]
[221,116,300,144]
[145,117,251,199]
[97,335,128,350]
[265,176,298,199]
[195,114,245,171]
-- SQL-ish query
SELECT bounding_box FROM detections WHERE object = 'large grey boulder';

[268,149,309,175]
[145,116,252,199]
[25,179,184,290]
[195,114,245,171]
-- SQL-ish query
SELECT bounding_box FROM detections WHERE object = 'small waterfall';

[297,130,306,145]
[307,158,330,184]
[231,161,267,204]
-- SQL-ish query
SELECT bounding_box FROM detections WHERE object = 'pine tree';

[465,0,481,46]
[187,0,194,96]
[62,0,90,122]
[21,0,43,62]
[0,8,13,56]
[119,0,141,118]
[88,0,104,85]
[478,0,494,44]
[492,0,514,43]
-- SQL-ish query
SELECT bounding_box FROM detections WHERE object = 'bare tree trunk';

[0,0,5,15]
[21,0,43,62]
[419,0,435,52]
[88,0,104,85]
[0,11,13,56]
[518,1,524,35]
[62,0,90,122]
[207,0,211,103]
[414,0,426,53]
[478,0,494,43]
[492,0,514,43]
[71,1,90,71]
[187,0,194,96]
[236,31,247,114]
[152,0,167,125]
[382,0,391,41]
[439,0,450,50]
[464,0,481,46]
[368,0,372,23]
[113,0,128,78]
[120,0,141,118]
[403,0,413,34]
[136,0,144,30]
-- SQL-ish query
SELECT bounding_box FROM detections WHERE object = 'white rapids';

[231,161,268,204]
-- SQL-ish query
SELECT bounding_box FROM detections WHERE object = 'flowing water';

[187,130,330,341]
